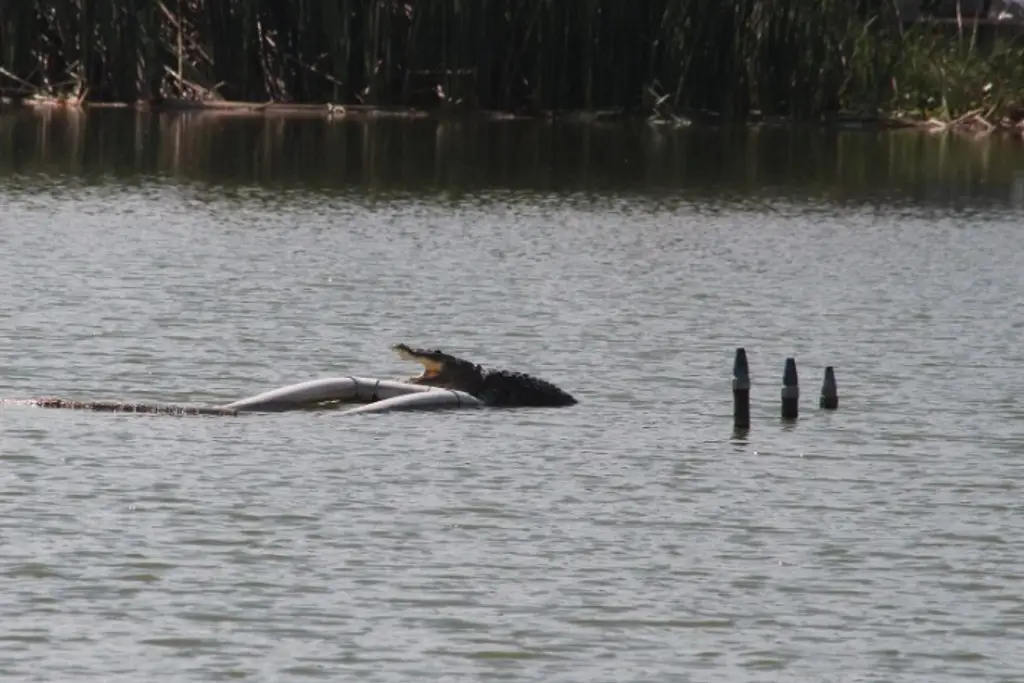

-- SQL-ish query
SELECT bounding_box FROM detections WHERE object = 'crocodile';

[392,343,577,407]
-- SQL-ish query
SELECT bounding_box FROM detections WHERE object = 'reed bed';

[1,0,1022,129]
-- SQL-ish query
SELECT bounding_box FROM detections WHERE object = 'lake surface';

[1,108,1023,682]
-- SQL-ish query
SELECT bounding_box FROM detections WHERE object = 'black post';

[820,366,838,410]
[733,347,750,430]
[782,357,799,421]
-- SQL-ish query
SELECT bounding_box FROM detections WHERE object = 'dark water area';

[1,107,1022,211]
[1,107,1024,683]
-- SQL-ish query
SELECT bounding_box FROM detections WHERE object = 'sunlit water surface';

[1,110,1023,682]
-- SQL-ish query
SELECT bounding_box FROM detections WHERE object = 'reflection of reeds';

[1,1,1023,123]
[0,109,1021,207]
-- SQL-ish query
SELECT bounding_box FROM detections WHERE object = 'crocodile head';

[391,343,485,393]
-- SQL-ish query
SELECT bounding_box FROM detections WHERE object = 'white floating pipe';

[338,389,484,416]
[220,376,437,412]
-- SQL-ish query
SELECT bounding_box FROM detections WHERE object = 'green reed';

[1,0,1022,120]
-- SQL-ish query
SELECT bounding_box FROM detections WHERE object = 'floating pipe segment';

[220,376,483,413]
[3,398,241,417]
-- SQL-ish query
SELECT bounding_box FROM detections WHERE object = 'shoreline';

[1,94,1022,138]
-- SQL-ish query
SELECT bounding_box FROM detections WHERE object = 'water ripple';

[0,160,1023,682]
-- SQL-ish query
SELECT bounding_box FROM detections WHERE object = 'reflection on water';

[1,107,1023,208]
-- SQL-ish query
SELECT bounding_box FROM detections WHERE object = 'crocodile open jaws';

[391,343,577,408]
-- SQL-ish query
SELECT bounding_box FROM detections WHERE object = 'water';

[1,108,1023,682]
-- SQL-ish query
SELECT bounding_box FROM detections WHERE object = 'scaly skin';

[391,343,577,407]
